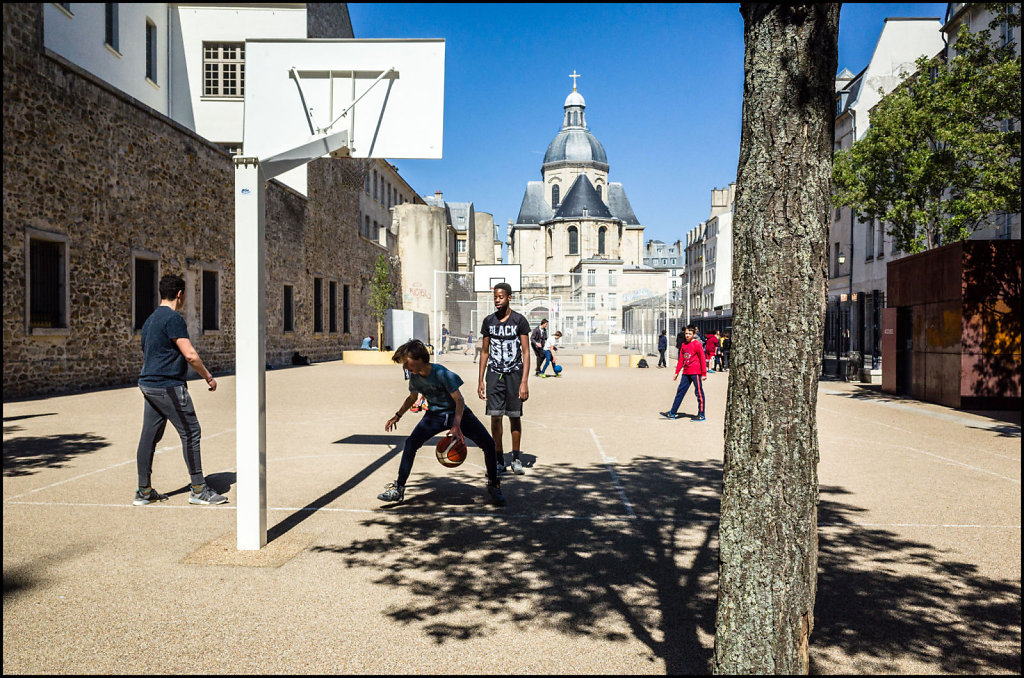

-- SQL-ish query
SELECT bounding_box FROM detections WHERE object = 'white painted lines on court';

[590,427,636,518]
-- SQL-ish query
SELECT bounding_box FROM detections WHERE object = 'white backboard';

[474,264,522,293]
[243,39,445,162]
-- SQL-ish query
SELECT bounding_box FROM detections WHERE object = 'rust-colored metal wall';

[885,240,1021,410]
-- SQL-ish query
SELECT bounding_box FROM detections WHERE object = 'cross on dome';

[569,70,581,92]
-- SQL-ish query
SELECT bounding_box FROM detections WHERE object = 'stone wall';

[2,3,396,399]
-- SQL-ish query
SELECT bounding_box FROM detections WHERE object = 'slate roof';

[543,128,608,166]
[607,183,640,225]
[447,201,473,233]
[553,175,612,219]
[515,182,553,224]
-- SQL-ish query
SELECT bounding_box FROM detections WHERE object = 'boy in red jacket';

[661,325,708,421]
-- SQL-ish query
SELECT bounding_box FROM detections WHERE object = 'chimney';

[435,190,443,201]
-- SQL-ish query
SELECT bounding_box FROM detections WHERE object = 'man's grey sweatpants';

[136,384,205,487]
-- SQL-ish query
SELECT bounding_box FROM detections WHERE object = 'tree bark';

[713,4,839,674]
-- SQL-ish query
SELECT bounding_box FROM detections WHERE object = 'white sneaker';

[510,458,524,475]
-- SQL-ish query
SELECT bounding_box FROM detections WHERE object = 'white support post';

[234,159,268,551]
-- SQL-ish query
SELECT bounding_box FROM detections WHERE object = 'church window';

[203,43,245,97]
[105,3,119,52]
[283,285,294,332]
[598,226,607,255]
[596,185,602,200]
[328,280,338,333]
[131,252,158,331]
[27,231,69,332]
[552,184,560,208]
[313,277,323,333]
[202,269,219,332]
[568,226,579,254]
[145,19,157,83]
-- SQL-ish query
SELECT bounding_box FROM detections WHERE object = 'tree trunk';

[714,4,839,675]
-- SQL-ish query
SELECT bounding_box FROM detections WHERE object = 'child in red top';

[661,325,708,421]
[705,331,719,373]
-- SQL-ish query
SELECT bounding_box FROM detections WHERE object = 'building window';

[313,277,323,332]
[200,269,219,331]
[587,268,596,286]
[586,293,596,311]
[283,285,294,332]
[329,281,338,333]
[609,270,616,287]
[568,226,579,254]
[365,171,370,194]
[833,242,840,277]
[373,171,378,200]
[104,3,118,52]
[596,185,602,200]
[145,19,157,83]
[552,184,560,208]
[363,215,371,238]
[27,233,69,330]
[132,254,158,331]
[342,284,351,334]
[372,220,380,241]
[203,43,244,97]
[598,226,607,254]
[457,239,467,253]
[609,293,617,310]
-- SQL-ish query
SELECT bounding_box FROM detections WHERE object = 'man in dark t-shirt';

[477,282,531,475]
[133,274,226,507]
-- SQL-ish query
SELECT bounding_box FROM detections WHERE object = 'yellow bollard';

[629,354,643,368]
[582,353,597,368]
[605,354,621,368]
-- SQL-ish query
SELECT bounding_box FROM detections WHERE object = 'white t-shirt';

[543,336,559,351]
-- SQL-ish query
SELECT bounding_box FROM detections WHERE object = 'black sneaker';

[495,455,506,474]
[487,483,507,507]
[189,485,228,505]
[377,482,405,503]
[133,488,168,506]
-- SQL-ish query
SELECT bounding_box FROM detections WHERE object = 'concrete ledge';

[342,350,394,365]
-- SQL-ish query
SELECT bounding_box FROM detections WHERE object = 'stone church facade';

[2,3,400,398]
[508,82,658,338]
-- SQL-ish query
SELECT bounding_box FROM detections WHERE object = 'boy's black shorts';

[485,369,523,418]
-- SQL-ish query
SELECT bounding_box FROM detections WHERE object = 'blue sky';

[348,3,947,247]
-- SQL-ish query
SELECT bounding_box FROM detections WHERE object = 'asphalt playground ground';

[3,352,1021,674]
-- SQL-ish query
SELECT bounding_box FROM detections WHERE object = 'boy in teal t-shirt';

[379,339,505,506]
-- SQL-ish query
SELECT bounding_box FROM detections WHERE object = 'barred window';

[203,42,245,97]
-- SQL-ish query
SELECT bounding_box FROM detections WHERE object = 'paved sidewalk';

[3,355,1020,674]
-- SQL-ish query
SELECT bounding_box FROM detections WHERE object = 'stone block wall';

[2,3,399,399]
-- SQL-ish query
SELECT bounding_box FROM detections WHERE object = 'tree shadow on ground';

[305,456,1020,674]
[2,432,109,477]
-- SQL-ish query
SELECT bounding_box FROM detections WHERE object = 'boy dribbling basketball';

[478,282,531,475]
[378,339,505,506]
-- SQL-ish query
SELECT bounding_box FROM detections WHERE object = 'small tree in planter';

[368,254,395,349]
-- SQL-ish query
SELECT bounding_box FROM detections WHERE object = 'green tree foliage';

[369,254,394,344]
[833,4,1021,253]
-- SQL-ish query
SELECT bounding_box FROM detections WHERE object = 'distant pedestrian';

[660,325,708,421]
[530,319,548,377]
[720,332,731,371]
[473,333,483,363]
[134,274,227,507]
[539,331,563,376]
[464,331,474,355]
[440,324,450,354]
[706,330,720,373]
[657,330,668,368]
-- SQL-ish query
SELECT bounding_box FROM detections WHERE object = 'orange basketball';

[435,434,467,468]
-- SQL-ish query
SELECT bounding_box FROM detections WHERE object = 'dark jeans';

[718,351,729,370]
[539,349,554,374]
[397,408,498,488]
[670,374,705,416]
[532,345,545,374]
[658,349,667,367]
[136,384,205,487]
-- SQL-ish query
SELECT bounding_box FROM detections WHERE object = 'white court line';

[4,428,236,501]
[5,500,1021,530]
[590,428,636,518]
[819,435,1020,485]
[820,390,1022,436]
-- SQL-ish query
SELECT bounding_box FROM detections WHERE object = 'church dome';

[543,128,608,166]
[564,90,585,108]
